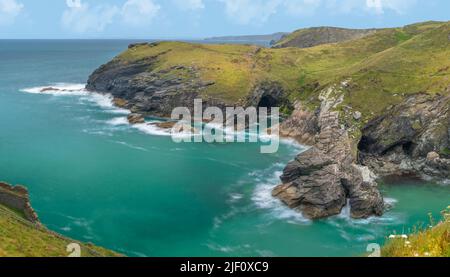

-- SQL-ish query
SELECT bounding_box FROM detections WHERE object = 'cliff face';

[0,182,39,224]
[359,93,450,180]
[274,86,384,219]
[86,49,218,117]
[274,90,449,219]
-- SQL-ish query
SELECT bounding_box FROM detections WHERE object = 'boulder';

[127,113,145,124]
[275,163,347,219]
[427,151,440,161]
[155,121,177,129]
[280,147,332,183]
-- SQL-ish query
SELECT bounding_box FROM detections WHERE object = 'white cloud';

[366,0,417,15]
[121,0,161,26]
[172,0,205,11]
[219,0,281,25]
[282,0,322,16]
[62,0,119,33]
[366,0,383,14]
[66,0,81,8]
[62,0,161,33]
[0,0,24,26]
[219,0,417,24]
[328,0,416,15]
[325,0,362,14]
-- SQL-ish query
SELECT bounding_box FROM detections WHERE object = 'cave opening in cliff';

[257,95,279,113]
[357,135,372,153]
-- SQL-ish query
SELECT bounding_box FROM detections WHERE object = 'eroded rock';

[359,93,449,180]
[273,89,385,219]
[0,182,40,224]
[127,113,145,124]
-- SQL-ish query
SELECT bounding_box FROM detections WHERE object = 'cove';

[0,40,449,257]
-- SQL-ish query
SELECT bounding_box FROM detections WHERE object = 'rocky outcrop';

[273,27,377,49]
[86,46,218,117]
[274,87,384,219]
[279,102,319,145]
[358,93,450,181]
[275,90,450,219]
[127,113,145,124]
[273,148,347,218]
[0,182,40,224]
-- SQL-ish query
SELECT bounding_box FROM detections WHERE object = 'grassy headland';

[113,21,449,121]
[0,203,120,257]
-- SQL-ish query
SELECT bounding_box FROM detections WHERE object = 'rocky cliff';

[0,182,39,224]
[86,21,450,220]
[274,86,385,219]
[358,93,450,180]
[274,90,449,219]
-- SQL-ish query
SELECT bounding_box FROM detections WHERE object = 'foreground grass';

[0,204,121,257]
[382,207,450,257]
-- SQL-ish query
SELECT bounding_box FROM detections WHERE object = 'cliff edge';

[0,182,121,257]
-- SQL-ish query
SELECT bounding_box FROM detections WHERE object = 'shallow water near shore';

[0,40,449,257]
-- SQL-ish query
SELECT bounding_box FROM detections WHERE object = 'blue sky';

[0,0,448,39]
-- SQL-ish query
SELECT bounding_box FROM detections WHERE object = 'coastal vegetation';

[382,207,450,257]
[112,21,450,121]
[0,184,120,257]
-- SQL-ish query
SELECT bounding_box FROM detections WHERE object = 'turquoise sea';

[0,40,449,257]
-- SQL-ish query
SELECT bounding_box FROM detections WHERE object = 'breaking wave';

[248,162,311,224]
[21,83,130,115]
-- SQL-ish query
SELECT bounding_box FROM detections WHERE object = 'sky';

[0,0,449,39]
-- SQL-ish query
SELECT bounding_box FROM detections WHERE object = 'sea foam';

[21,83,88,96]
[251,166,311,224]
[21,83,130,115]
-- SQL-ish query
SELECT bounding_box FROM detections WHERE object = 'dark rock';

[274,161,347,219]
[86,57,226,117]
[359,93,449,180]
[128,42,149,49]
[280,148,332,183]
[274,94,384,219]
[246,81,290,111]
[341,165,384,218]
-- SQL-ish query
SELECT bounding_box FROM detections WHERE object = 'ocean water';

[0,40,449,257]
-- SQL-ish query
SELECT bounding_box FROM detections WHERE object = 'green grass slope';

[113,21,449,120]
[0,204,120,257]
[273,26,376,48]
